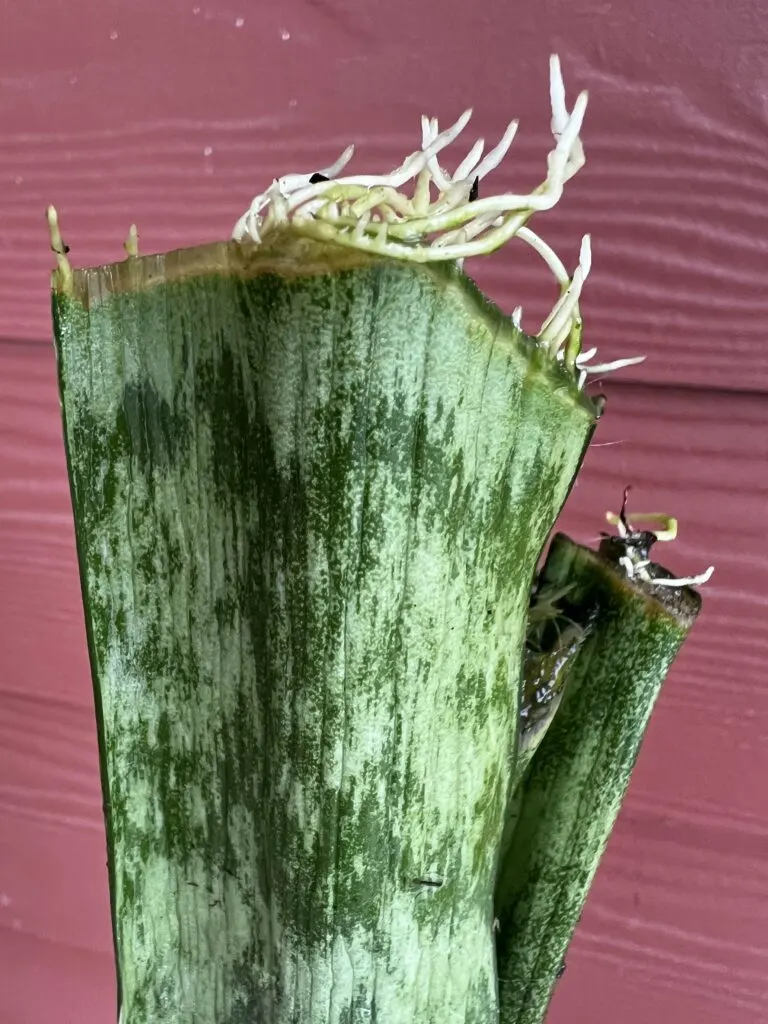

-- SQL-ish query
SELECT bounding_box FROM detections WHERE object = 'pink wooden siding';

[1,1,767,1021]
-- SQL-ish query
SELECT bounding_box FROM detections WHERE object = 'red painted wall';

[1,2,767,1021]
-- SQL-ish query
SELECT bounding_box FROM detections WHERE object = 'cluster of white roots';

[605,511,715,589]
[232,55,644,383]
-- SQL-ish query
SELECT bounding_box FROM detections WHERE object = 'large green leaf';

[53,230,598,1024]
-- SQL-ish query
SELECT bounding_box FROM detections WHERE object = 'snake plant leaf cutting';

[495,522,706,1024]
[52,230,597,1024]
[48,55,692,1024]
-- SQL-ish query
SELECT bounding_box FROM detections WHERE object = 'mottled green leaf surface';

[53,232,597,1024]
[495,534,701,1024]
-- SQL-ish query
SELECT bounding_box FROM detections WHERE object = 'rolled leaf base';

[496,533,702,1024]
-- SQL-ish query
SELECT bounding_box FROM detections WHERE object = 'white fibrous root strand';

[647,567,715,588]
[232,55,596,361]
[46,205,73,290]
[605,507,715,589]
[124,223,140,258]
[517,226,645,384]
[565,344,646,391]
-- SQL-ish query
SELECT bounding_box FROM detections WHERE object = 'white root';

[605,508,714,589]
[232,56,593,360]
[232,56,645,384]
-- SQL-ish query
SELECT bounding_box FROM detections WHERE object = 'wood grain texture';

[3,0,768,390]
[3,2,768,1017]
[0,339,765,1022]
